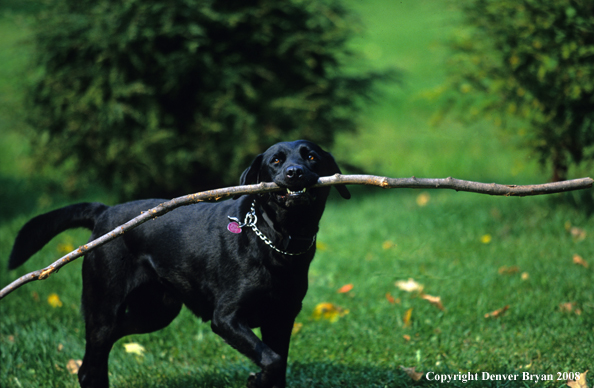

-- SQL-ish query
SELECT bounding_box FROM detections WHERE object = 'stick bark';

[1,174,592,300]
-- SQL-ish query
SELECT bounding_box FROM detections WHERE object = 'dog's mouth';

[275,187,313,206]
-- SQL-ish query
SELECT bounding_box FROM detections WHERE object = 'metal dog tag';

[227,221,242,234]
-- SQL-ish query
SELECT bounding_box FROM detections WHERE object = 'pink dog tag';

[227,222,242,234]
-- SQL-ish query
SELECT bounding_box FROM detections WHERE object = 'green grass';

[1,1,593,387]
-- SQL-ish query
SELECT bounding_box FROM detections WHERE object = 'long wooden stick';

[1,174,592,300]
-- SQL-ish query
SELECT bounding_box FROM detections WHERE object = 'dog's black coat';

[8,140,350,388]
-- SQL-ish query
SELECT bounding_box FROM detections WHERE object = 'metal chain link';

[228,201,316,256]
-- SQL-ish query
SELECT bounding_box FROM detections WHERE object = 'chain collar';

[228,201,316,256]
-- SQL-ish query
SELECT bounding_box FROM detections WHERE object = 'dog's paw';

[247,372,261,388]
[247,372,286,388]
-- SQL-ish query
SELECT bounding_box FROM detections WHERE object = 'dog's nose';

[285,166,304,180]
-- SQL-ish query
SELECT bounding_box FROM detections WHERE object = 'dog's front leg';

[254,313,296,387]
[211,307,286,388]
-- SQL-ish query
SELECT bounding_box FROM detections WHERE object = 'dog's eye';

[308,154,316,161]
[272,158,281,164]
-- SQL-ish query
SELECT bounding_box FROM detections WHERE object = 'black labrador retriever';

[8,140,350,388]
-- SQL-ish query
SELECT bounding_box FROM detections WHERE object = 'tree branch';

[1,175,592,300]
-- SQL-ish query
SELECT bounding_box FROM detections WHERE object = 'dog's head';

[237,140,350,207]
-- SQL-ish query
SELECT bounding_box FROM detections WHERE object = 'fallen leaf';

[403,308,413,328]
[567,370,588,388]
[570,227,587,241]
[57,344,64,352]
[66,359,82,374]
[498,265,520,275]
[395,278,424,293]
[559,302,575,312]
[416,192,430,206]
[47,293,63,308]
[521,272,529,280]
[292,322,303,335]
[385,292,399,304]
[124,342,145,356]
[480,234,492,244]
[573,254,589,268]
[422,294,445,311]
[403,334,411,341]
[484,305,509,318]
[382,240,396,250]
[57,243,75,254]
[316,241,328,251]
[312,302,349,323]
[559,302,582,315]
[337,284,353,293]
[400,365,423,381]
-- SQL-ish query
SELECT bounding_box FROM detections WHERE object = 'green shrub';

[27,0,391,199]
[440,0,594,181]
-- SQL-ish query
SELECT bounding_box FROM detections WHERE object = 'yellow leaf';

[498,265,520,275]
[403,334,411,341]
[521,272,529,280]
[573,254,589,268]
[316,241,328,251]
[416,192,430,206]
[47,293,63,308]
[337,284,353,293]
[382,240,396,250]
[403,308,413,328]
[570,227,587,241]
[312,302,349,323]
[422,294,445,311]
[66,359,82,374]
[480,234,492,244]
[484,305,509,319]
[395,278,423,293]
[400,365,423,381]
[57,243,75,254]
[292,322,303,335]
[567,370,588,388]
[124,342,145,356]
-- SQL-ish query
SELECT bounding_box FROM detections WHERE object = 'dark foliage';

[27,0,392,199]
[440,0,594,181]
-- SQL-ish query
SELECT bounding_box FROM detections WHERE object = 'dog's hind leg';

[77,315,119,388]
[77,285,182,388]
[77,250,182,387]
[77,251,128,388]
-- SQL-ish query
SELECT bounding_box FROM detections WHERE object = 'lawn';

[1,1,592,388]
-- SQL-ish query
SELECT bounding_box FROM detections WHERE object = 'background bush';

[27,0,390,200]
[440,0,594,182]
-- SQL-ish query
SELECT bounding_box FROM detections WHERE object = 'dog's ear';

[234,154,263,199]
[321,151,351,200]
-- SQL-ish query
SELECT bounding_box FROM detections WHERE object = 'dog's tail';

[8,202,109,270]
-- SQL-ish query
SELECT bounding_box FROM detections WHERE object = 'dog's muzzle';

[274,187,315,207]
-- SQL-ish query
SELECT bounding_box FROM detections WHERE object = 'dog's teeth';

[286,188,306,194]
